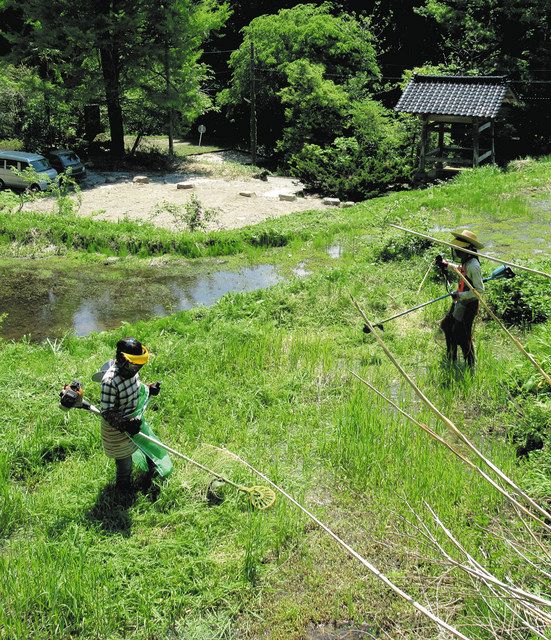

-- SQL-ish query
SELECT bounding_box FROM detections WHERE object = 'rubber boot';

[115,456,133,491]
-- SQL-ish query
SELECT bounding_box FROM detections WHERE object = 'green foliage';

[486,262,551,325]
[1,0,230,153]
[277,60,350,159]
[220,3,380,151]
[0,138,24,151]
[289,101,411,199]
[152,195,220,232]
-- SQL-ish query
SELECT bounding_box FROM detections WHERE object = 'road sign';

[198,124,206,146]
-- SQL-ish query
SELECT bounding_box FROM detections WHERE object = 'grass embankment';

[0,158,550,639]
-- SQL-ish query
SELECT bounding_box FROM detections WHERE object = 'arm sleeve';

[458,260,484,301]
[443,260,460,281]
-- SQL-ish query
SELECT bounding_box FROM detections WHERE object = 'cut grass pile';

[0,157,549,639]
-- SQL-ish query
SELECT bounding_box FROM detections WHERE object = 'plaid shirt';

[100,365,141,416]
[100,364,141,458]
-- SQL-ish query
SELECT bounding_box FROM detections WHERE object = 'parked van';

[0,150,58,191]
[46,149,86,181]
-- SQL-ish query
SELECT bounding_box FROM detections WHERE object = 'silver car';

[0,150,58,191]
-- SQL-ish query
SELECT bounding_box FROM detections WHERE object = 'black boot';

[115,456,133,491]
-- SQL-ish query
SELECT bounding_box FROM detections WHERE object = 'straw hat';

[451,229,484,249]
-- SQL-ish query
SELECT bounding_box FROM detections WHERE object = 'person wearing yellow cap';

[435,230,485,369]
[99,337,161,491]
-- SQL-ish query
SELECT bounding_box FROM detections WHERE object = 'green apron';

[127,384,173,478]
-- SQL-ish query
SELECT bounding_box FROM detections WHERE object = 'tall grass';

[0,157,549,638]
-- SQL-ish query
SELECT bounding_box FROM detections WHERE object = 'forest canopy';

[0,0,549,198]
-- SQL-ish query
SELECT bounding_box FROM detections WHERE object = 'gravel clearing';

[27,151,326,231]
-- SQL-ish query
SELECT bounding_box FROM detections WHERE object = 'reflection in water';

[1,263,283,342]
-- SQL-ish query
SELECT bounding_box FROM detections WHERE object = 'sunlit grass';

[0,156,549,639]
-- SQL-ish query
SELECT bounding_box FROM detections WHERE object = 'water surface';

[0,259,282,342]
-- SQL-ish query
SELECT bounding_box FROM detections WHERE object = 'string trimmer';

[59,382,276,510]
[363,264,514,334]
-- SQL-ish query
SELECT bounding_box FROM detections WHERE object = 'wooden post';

[418,116,429,174]
[436,123,445,168]
[249,41,257,165]
[490,120,495,164]
[472,118,480,167]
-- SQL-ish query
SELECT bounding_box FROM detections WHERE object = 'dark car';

[46,149,86,181]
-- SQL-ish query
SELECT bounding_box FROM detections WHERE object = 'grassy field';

[124,135,225,157]
[0,158,550,639]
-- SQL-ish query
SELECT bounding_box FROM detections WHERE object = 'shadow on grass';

[86,484,138,537]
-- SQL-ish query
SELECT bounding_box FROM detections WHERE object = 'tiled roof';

[395,75,513,118]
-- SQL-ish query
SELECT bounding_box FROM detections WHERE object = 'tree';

[1,0,229,158]
[219,3,380,152]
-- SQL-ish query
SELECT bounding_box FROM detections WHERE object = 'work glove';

[148,381,161,396]
[120,418,142,436]
[450,291,459,301]
[435,254,448,269]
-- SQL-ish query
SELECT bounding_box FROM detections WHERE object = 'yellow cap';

[121,346,150,365]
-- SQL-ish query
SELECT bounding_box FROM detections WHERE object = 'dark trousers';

[115,455,156,490]
[440,301,479,368]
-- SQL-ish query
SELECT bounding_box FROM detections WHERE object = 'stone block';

[177,182,194,189]
[340,201,355,208]
[133,175,149,184]
[279,194,297,202]
[323,197,340,206]
[239,191,256,197]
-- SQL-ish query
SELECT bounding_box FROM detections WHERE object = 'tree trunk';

[164,43,174,156]
[99,45,125,161]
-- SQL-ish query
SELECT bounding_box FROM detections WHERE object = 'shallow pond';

[0,258,283,342]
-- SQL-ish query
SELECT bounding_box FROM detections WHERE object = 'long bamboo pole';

[208,444,473,640]
[352,297,551,530]
[349,372,548,527]
[389,224,551,279]
[450,266,551,387]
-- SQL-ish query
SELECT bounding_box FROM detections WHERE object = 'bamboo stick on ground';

[424,503,551,613]
[417,262,434,294]
[208,444,473,640]
[389,224,551,280]
[450,265,551,387]
[352,296,551,530]
[409,504,551,635]
[349,371,547,527]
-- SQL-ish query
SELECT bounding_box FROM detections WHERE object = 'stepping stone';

[340,201,355,208]
[323,197,340,206]
[239,191,256,197]
[279,194,297,202]
[133,175,149,184]
[177,182,194,189]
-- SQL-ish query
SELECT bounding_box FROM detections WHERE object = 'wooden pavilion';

[395,75,518,174]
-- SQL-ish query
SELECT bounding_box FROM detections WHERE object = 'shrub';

[375,234,432,262]
[152,195,219,232]
[288,101,411,200]
[486,263,551,325]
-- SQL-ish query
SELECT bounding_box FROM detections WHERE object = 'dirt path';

[29,151,329,231]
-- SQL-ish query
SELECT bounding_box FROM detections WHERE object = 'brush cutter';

[363,264,515,334]
[59,384,276,510]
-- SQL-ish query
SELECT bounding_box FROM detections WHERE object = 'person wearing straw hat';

[99,337,161,491]
[435,230,485,369]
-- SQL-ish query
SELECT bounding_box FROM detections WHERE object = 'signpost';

[198,124,206,147]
